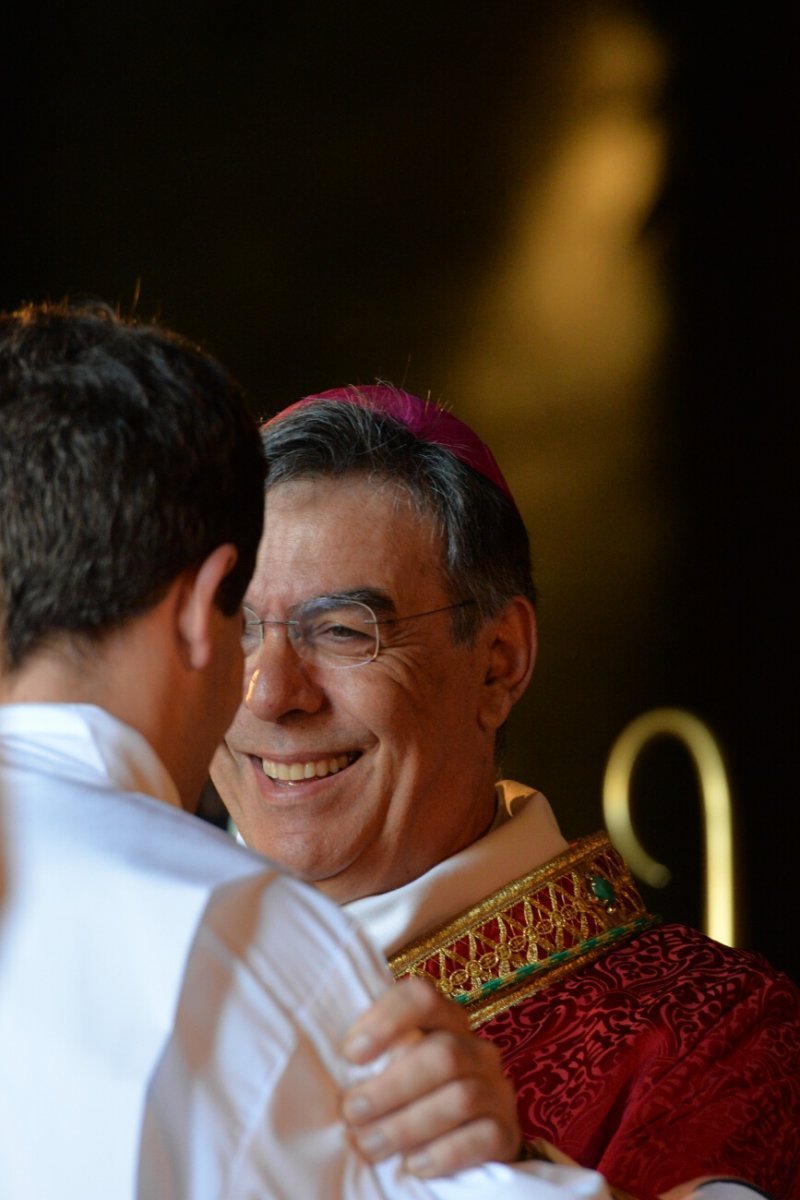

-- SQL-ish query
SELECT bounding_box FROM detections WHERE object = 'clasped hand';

[341,977,520,1179]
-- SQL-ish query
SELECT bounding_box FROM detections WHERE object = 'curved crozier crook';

[602,707,738,947]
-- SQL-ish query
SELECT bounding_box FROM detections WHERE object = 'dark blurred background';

[4,2,796,979]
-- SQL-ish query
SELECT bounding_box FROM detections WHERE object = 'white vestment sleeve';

[141,871,612,1199]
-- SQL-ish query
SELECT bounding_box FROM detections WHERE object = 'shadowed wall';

[3,1,795,978]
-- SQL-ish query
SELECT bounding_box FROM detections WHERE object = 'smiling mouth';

[260,752,358,783]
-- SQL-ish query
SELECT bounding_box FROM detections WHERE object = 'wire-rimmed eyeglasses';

[241,596,476,669]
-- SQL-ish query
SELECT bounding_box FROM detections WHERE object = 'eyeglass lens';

[242,599,379,667]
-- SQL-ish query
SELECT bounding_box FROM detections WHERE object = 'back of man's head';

[0,300,265,673]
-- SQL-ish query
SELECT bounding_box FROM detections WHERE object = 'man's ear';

[176,543,239,671]
[477,597,537,732]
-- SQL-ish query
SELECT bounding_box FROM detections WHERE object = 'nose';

[243,626,325,721]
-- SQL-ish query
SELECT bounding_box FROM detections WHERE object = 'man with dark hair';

[212,384,800,1200]
[0,302,264,669]
[1,308,610,1199]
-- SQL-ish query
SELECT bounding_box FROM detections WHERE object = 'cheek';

[209,741,247,818]
[362,664,455,747]
[338,674,415,749]
[223,687,248,735]
[362,690,442,780]
[209,743,228,786]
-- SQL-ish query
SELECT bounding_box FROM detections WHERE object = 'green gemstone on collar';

[589,874,617,907]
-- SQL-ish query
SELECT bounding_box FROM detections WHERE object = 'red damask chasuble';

[390,835,800,1200]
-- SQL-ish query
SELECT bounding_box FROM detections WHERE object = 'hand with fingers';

[341,976,521,1179]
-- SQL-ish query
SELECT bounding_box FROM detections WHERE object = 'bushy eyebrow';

[299,589,398,618]
[243,590,400,621]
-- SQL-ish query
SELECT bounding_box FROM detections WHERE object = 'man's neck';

[1,651,108,707]
[1,610,189,805]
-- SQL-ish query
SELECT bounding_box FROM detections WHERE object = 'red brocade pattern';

[480,923,800,1200]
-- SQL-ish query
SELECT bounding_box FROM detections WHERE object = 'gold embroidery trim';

[389,833,657,1028]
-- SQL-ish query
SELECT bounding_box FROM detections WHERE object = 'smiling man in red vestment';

[211,384,800,1200]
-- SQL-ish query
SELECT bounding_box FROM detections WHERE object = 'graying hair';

[260,394,536,646]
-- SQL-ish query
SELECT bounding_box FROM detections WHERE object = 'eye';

[309,616,372,645]
[302,604,378,661]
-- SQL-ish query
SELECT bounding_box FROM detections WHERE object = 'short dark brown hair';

[0,300,265,671]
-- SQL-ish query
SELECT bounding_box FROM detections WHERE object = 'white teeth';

[262,753,352,782]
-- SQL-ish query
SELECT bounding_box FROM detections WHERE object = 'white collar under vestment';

[345,782,569,956]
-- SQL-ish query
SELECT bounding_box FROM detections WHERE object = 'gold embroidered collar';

[389,832,657,1027]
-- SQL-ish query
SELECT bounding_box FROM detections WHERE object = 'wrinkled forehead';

[254,474,448,607]
[264,470,443,543]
